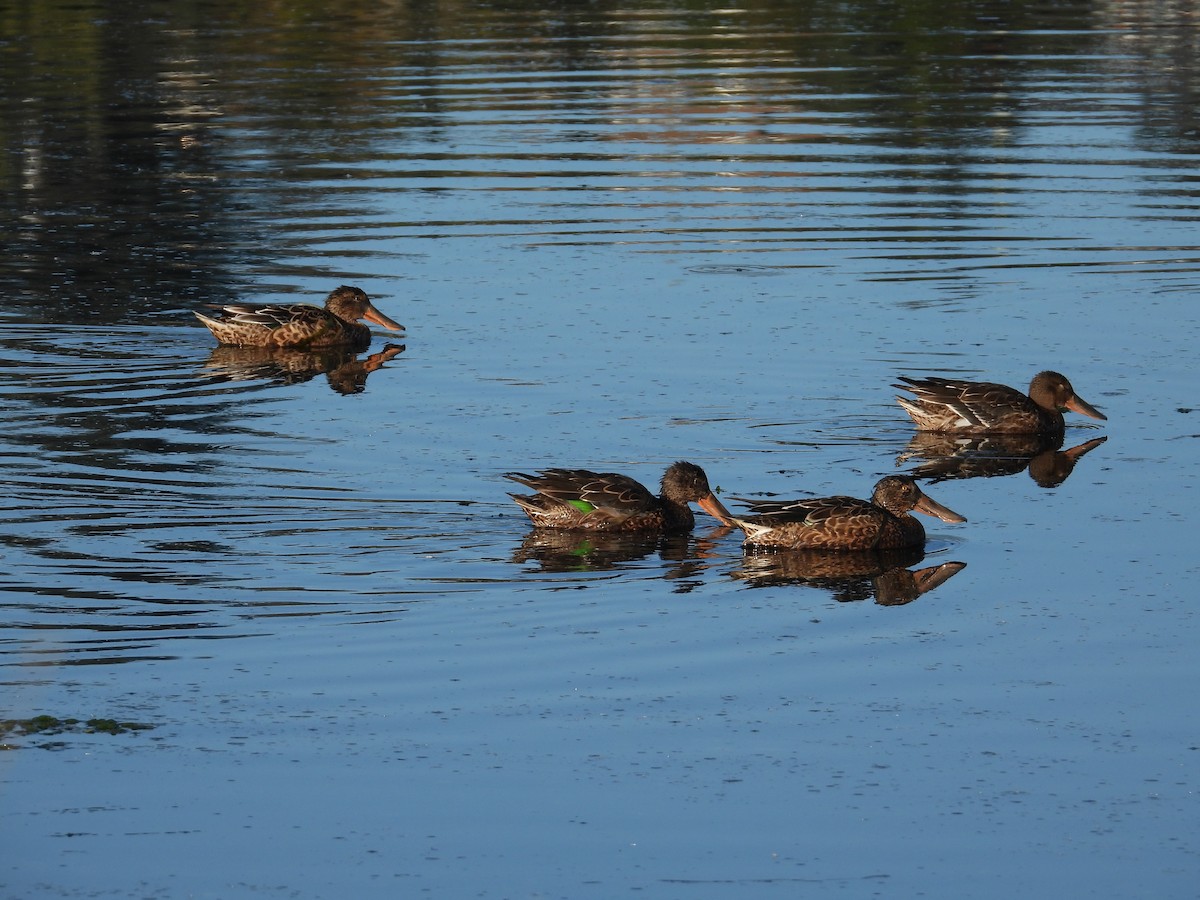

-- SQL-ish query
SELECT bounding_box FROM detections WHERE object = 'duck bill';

[1065,393,1106,421]
[698,493,736,527]
[363,304,404,331]
[914,491,967,524]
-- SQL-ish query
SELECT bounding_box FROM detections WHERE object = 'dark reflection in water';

[513,529,683,573]
[201,342,405,394]
[510,525,729,591]
[3,0,1199,323]
[0,327,279,478]
[898,432,1108,488]
[733,546,967,606]
[0,3,1195,896]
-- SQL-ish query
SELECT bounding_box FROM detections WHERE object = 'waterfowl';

[731,475,965,551]
[505,461,733,532]
[195,285,403,349]
[894,370,1105,434]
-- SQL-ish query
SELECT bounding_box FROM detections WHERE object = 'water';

[2,1,1198,897]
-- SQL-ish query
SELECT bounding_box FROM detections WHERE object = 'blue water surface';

[1,2,1197,898]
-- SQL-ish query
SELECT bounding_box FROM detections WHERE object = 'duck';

[730,475,965,551]
[195,285,403,349]
[894,370,1105,434]
[505,461,733,532]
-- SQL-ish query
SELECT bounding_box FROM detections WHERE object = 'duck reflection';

[898,432,1107,488]
[511,525,729,581]
[732,547,966,606]
[201,342,405,395]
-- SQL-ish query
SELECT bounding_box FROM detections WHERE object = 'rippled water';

[2,2,1198,897]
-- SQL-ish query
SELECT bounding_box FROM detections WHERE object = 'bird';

[195,285,403,349]
[505,461,733,532]
[893,370,1106,434]
[730,475,966,551]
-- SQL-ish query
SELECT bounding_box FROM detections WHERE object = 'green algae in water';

[0,715,154,748]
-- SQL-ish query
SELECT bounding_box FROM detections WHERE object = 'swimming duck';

[195,285,403,349]
[894,370,1105,434]
[505,461,733,532]
[731,475,965,551]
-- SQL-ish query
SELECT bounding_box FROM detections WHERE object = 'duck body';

[195,285,403,349]
[505,461,733,532]
[894,370,1105,434]
[731,475,965,551]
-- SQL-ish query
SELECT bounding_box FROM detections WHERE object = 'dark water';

[2,1,1198,897]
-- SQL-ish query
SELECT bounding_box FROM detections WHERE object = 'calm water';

[2,1,1198,897]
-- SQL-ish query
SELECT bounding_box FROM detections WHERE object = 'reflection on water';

[3,1,1200,322]
[510,525,728,587]
[898,432,1108,488]
[1,1,1197,897]
[0,323,426,666]
[201,342,406,394]
[732,546,967,606]
[0,715,155,752]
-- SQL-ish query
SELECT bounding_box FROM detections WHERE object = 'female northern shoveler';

[894,370,1106,434]
[505,461,734,532]
[195,285,403,349]
[730,475,966,551]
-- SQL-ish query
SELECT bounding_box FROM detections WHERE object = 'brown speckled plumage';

[195,285,403,349]
[894,370,1106,434]
[505,461,733,532]
[731,475,966,551]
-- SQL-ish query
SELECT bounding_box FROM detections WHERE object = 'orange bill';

[913,490,967,524]
[1064,392,1106,421]
[698,493,736,526]
[364,304,404,331]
